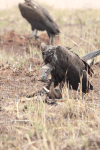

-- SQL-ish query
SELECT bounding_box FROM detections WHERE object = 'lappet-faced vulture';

[19,0,60,44]
[40,43,100,98]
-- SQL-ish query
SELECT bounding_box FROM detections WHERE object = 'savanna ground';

[0,5,100,150]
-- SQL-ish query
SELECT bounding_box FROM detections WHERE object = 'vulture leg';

[34,30,39,39]
[30,30,34,39]
[30,30,39,39]
[50,34,54,45]
[47,31,54,45]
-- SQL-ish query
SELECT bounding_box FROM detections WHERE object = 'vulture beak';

[41,64,54,82]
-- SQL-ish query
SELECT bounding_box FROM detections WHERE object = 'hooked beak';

[41,64,54,82]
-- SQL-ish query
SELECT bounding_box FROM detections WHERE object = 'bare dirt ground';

[0,31,59,120]
[0,30,99,99]
[0,31,100,150]
[0,30,100,113]
[0,31,52,99]
[0,6,100,149]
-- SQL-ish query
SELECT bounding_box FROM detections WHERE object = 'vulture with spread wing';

[41,43,100,98]
[19,0,60,44]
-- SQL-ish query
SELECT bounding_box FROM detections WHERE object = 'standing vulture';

[19,0,60,44]
[40,43,100,97]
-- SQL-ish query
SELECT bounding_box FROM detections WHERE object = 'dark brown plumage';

[19,0,60,44]
[41,43,100,95]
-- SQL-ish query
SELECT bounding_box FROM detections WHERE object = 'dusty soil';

[0,31,100,120]
[0,31,100,150]
[0,31,100,104]
[0,31,59,104]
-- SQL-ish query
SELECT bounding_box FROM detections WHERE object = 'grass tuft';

[0,4,100,150]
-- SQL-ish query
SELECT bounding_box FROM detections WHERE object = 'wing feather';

[19,1,60,34]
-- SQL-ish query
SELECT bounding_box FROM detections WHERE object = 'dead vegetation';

[0,5,100,150]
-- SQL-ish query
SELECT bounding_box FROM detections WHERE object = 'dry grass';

[0,4,100,150]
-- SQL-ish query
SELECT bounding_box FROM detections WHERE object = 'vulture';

[40,43,100,98]
[19,0,60,44]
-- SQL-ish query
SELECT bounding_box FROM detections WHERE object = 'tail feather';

[81,49,100,63]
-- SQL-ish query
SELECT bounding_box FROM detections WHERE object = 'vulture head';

[41,43,55,82]
[41,43,56,63]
